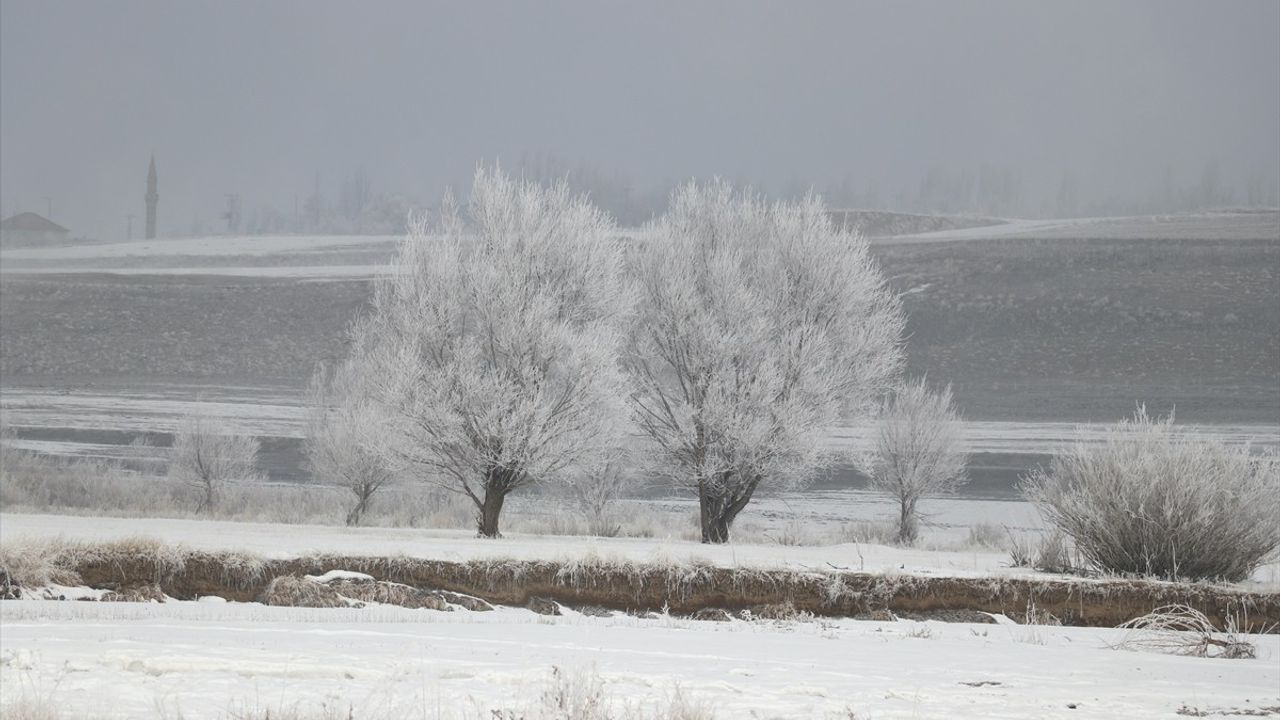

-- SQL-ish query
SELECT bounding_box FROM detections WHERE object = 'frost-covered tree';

[305,362,398,526]
[866,379,969,545]
[168,414,263,513]
[628,181,905,543]
[354,168,632,537]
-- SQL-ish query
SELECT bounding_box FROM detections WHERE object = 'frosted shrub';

[1023,410,1280,581]
[1115,605,1256,659]
[168,413,264,513]
[565,454,630,537]
[305,362,399,525]
[965,521,1004,549]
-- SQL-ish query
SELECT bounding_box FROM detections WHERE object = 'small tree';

[866,379,969,545]
[628,181,904,543]
[1024,410,1280,581]
[354,167,632,537]
[305,362,398,526]
[564,451,631,537]
[168,414,262,513]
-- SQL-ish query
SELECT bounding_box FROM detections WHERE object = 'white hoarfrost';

[627,181,904,543]
[167,413,264,513]
[352,168,633,537]
[1024,409,1280,581]
[304,569,375,584]
[305,362,400,526]
[866,379,970,545]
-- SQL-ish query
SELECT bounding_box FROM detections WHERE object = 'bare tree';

[305,362,398,526]
[627,181,904,543]
[564,450,632,537]
[168,414,263,513]
[866,379,969,545]
[354,167,632,537]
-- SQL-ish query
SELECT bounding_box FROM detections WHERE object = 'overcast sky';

[2,0,1277,238]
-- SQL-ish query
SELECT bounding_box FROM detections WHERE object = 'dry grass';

[0,698,63,720]
[259,575,348,608]
[0,444,476,530]
[6,537,1278,631]
[1006,530,1082,575]
[0,539,82,590]
[965,521,1004,550]
[833,520,899,546]
[326,578,449,610]
[1114,604,1258,659]
[3,665,718,720]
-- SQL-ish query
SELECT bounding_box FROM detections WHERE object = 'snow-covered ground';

[3,212,1273,278]
[0,263,394,278]
[2,597,1277,719]
[0,512,1023,578]
[0,234,399,261]
[883,210,1280,243]
[4,512,1278,587]
[3,511,1278,717]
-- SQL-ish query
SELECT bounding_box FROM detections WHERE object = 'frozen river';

[3,383,1275,503]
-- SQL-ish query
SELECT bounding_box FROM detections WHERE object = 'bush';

[1023,410,1280,581]
[305,362,399,526]
[169,413,264,513]
[0,441,473,529]
[563,455,631,538]
[965,521,1004,549]
[1006,530,1081,574]
[1114,605,1256,659]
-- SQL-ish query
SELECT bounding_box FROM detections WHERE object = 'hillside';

[2,221,1277,424]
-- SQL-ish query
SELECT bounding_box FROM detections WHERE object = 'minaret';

[145,155,158,240]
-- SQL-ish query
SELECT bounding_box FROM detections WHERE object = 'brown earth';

[48,543,1280,632]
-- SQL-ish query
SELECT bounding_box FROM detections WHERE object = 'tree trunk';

[898,498,918,545]
[698,474,758,544]
[346,488,371,526]
[701,510,731,544]
[197,478,216,514]
[477,481,508,538]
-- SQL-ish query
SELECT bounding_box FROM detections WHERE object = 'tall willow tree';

[353,168,632,537]
[628,182,904,543]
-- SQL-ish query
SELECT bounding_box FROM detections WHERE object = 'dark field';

[881,237,1280,423]
[2,235,1278,424]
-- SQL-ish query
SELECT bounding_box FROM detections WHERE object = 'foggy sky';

[3,0,1278,239]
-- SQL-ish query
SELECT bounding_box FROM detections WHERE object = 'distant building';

[146,155,158,240]
[0,212,70,246]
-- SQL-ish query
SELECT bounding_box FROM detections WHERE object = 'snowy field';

[885,210,1280,243]
[3,598,1278,720]
[3,512,1279,718]
[1,212,1273,279]
[0,512,1021,577]
[0,233,399,260]
[3,512,1278,588]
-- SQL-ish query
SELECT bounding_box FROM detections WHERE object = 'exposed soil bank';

[21,541,1278,631]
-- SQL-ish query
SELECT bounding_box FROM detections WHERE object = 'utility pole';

[126,214,135,241]
[44,197,53,220]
